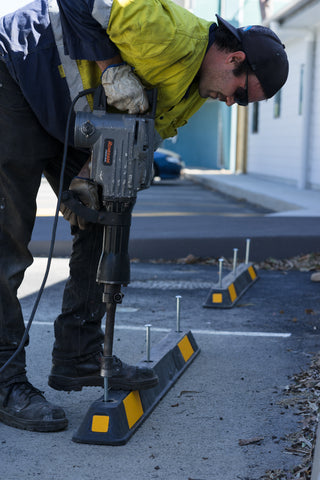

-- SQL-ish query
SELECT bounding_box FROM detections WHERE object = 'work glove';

[101,63,149,114]
[60,176,100,230]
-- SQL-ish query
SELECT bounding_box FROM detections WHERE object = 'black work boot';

[48,355,159,392]
[0,381,68,432]
[107,356,159,390]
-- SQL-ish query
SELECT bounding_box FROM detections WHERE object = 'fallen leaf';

[238,436,264,446]
[178,390,199,398]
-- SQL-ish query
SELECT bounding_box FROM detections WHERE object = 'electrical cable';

[0,88,96,375]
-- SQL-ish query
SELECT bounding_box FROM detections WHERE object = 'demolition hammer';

[62,87,157,401]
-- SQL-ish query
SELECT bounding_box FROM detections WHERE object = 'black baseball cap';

[216,14,289,98]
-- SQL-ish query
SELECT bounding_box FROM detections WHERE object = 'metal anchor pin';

[176,295,182,332]
[245,238,251,264]
[233,248,238,276]
[145,324,152,362]
[218,258,224,288]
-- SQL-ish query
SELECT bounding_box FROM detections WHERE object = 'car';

[153,148,184,180]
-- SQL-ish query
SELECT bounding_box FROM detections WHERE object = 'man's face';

[198,49,266,106]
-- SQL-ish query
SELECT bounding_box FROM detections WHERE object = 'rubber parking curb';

[203,263,258,308]
[72,330,200,445]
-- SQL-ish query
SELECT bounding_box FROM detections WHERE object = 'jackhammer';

[62,88,157,401]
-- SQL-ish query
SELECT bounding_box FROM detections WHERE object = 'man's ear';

[225,50,246,66]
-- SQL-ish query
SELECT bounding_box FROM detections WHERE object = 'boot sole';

[48,374,103,392]
[0,410,68,432]
[109,377,159,390]
[48,374,159,392]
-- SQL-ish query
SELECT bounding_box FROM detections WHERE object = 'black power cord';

[0,88,96,376]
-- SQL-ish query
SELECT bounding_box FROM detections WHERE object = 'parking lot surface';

[1,258,318,479]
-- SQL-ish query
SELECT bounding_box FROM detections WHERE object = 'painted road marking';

[25,321,291,338]
[36,209,261,218]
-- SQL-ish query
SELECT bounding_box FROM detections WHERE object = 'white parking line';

[26,321,291,338]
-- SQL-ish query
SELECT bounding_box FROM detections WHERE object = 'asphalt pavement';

[2,175,320,479]
[1,259,318,479]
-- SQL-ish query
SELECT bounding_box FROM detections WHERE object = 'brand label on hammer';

[103,139,114,165]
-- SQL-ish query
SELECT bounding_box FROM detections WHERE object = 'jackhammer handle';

[61,190,99,223]
[61,190,131,226]
[92,85,157,117]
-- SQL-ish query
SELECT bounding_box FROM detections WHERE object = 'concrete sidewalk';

[184,168,320,217]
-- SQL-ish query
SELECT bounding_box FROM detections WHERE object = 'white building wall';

[309,28,320,190]
[247,36,307,185]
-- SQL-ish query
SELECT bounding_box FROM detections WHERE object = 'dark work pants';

[0,61,105,385]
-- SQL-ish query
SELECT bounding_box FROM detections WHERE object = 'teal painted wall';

[163,100,233,169]
[163,101,220,168]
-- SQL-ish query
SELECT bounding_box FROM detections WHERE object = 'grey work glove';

[60,176,100,230]
[101,63,149,114]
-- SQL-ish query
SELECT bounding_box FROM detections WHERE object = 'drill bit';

[101,284,123,402]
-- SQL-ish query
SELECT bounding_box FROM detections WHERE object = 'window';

[274,90,281,118]
[252,102,259,133]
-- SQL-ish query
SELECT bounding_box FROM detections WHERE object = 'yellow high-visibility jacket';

[0,0,212,142]
[106,0,211,138]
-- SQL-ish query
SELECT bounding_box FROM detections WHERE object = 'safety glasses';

[233,68,249,106]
